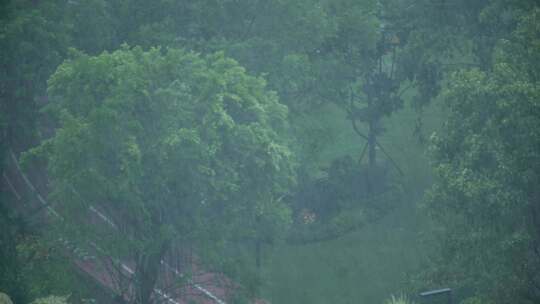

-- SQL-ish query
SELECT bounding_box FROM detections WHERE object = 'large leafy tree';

[426,8,540,303]
[24,46,295,304]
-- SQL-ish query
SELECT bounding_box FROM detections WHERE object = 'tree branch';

[373,139,405,176]
[350,78,406,177]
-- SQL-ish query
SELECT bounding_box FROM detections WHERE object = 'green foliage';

[0,205,27,304]
[8,0,540,303]
[425,7,540,303]
[24,45,295,302]
[16,236,81,300]
[0,0,70,147]
[288,155,404,244]
[30,295,69,304]
[0,162,82,303]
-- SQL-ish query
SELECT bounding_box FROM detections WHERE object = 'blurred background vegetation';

[1,0,540,303]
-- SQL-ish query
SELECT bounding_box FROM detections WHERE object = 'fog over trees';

[1,1,539,304]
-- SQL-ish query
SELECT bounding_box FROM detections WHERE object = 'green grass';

[260,202,427,304]
[257,99,444,304]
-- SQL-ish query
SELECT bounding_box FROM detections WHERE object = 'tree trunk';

[368,120,376,168]
[367,119,377,194]
[135,241,170,304]
[255,239,261,270]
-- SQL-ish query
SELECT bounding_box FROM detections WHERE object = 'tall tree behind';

[426,7,540,303]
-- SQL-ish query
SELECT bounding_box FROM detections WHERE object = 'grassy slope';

[260,99,444,304]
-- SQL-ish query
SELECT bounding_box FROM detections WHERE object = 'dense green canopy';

[2,0,540,304]
[23,46,295,303]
